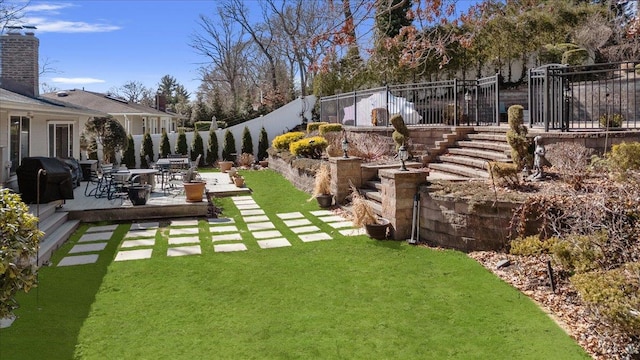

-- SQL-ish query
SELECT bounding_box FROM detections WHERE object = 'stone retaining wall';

[267,154,315,194]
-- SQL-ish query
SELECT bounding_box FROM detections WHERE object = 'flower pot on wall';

[316,194,333,208]
[183,181,206,203]
[365,218,389,240]
[219,161,234,173]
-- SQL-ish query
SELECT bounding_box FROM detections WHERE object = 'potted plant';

[182,167,206,202]
[309,164,333,208]
[127,183,151,205]
[348,184,389,239]
[232,173,245,187]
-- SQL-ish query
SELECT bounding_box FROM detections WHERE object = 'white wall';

[131,95,316,167]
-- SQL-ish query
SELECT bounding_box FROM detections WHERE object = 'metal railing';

[319,75,501,127]
[529,61,640,131]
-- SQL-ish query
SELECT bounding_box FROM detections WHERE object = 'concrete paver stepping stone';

[69,242,108,254]
[171,219,200,227]
[290,225,321,234]
[327,221,354,229]
[167,246,202,257]
[247,222,275,231]
[130,222,159,230]
[168,236,200,245]
[257,238,291,249]
[339,228,367,236]
[126,228,158,238]
[317,215,348,223]
[214,243,248,252]
[233,198,257,204]
[240,209,265,216]
[236,204,261,210]
[310,210,333,217]
[283,219,311,227]
[212,233,243,242]
[209,225,239,233]
[299,233,332,242]
[169,227,200,236]
[252,230,282,239]
[209,217,234,224]
[243,215,270,223]
[85,224,118,233]
[79,231,113,243]
[231,196,252,201]
[114,249,153,261]
[277,212,304,219]
[121,239,156,248]
[58,254,99,267]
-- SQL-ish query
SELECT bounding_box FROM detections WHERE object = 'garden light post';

[342,130,349,158]
[563,83,571,132]
[398,144,408,171]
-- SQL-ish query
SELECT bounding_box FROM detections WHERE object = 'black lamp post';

[342,131,349,158]
[398,144,408,171]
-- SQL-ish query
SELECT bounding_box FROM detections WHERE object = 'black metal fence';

[319,75,500,127]
[529,61,639,131]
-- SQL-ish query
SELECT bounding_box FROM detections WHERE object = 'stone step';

[38,211,69,237]
[38,219,80,266]
[28,202,58,221]
[426,170,470,182]
[447,148,511,162]
[457,140,511,153]
[467,133,507,142]
[361,188,382,203]
[437,154,491,170]
[364,180,382,191]
[428,162,490,179]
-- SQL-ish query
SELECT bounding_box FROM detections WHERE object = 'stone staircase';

[426,127,512,180]
[28,202,80,266]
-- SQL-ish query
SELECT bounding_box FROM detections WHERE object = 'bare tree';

[0,0,28,33]
[191,10,251,113]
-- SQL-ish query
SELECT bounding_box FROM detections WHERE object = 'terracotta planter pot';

[219,161,234,173]
[365,218,389,240]
[316,194,333,208]
[183,181,206,203]
[233,176,245,187]
[259,160,268,168]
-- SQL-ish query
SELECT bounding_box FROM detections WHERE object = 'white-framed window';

[48,122,74,158]
[9,115,30,175]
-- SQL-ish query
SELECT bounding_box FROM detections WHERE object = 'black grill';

[16,157,75,204]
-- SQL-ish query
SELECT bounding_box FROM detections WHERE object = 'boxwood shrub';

[318,123,343,135]
[306,122,328,133]
[290,136,328,159]
[272,131,305,151]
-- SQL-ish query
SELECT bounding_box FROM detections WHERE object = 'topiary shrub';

[175,129,188,156]
[599,113,625,128]
[562,48,588,66]
[241,126,253,155]
[306,122,328,133]
[0,189,43,320]
[390,114,409,151]
[257,126,269,161]
[290,136,328,159]
[191,127,204,165]
[222,129,236,161]
[122,134,136,169]
[140,131,154,168]
[159,129,171,158]
[206,129,219,165]
[318,123,343,135]
[505,105,531,171]
[88,137,98,160]
[487,161,520,188]
[272,131,305,151]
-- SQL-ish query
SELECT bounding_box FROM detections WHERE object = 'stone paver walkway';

[56,195,365,266]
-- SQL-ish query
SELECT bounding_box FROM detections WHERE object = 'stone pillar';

[329,157,363,204]
[379,168,429,240]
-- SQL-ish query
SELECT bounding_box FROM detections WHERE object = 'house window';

[9,115,30,175]
[48,122,74,158]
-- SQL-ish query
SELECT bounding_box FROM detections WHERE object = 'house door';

[9,115,30,175]
[49,123,74,158]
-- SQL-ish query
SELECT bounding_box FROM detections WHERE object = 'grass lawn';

[0,169,589,359]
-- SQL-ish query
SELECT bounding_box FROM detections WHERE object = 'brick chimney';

[156,94,167,112]
[0,31,39,97]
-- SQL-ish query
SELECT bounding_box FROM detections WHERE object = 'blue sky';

[20,0,222,97]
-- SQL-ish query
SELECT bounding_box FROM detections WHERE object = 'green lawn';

[0,170,588,359]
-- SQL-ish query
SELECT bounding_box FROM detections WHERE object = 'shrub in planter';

[318,123,343,135]
[160,129,171,158]
[191,128,204,165]
[222,129,236,161]
[0,189,43,322]
[241,126,253,155]
[599,113,624,128]
[306,122,328,133]
[237,153,255,168]
[206,128,219,165]
[122,134,136,169]
[257,126,269,161]
[309,164,332,207]
[391,114,410,151]
[272,131,305,151]
[290,136,328,159]
[175,129,188,156]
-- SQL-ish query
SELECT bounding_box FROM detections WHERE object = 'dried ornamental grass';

[310,164,331,198]
[349,183,378,227]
